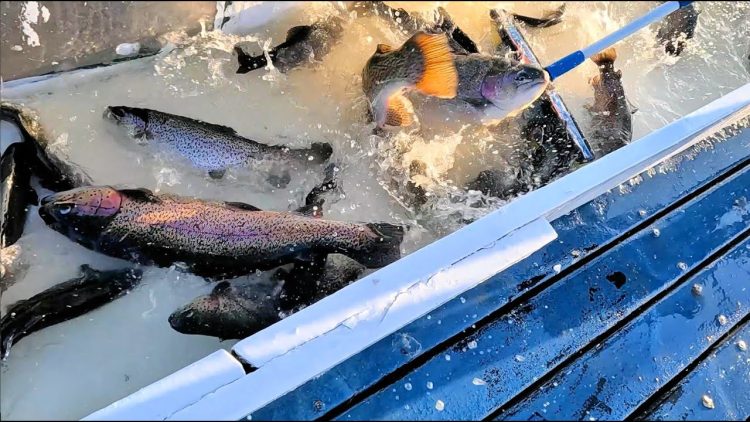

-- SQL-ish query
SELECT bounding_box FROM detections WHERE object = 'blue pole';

[545,1,694,80]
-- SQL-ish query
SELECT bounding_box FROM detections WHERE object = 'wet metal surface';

[339,165,750,420]
[641,322,750,421]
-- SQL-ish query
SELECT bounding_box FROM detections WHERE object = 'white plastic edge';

[160,83,750,421]
[82,350,245,421]
[168,217,558,420]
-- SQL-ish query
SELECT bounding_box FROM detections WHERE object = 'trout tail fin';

[591,47,617,66]
[347,223,405,268]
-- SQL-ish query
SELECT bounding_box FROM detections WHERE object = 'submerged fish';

[38,186,404,279]
[0,264,142,360]
[235,15,346,74]
[104,106,333,180]
[586,48,632,158]
[1,143,37,249]
[168,254,365,340]
[1,101,92,191]
[657,2,699,56]
[362,31,458,127]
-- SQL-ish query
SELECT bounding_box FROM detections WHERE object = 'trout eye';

[58,205,73,215]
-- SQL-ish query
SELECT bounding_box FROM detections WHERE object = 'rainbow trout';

[235,15,346,74]
[38,186,404,279]
[586,48,632,158]
[104,106,333,180]
[1,265,142,360]
[169,254,366,340]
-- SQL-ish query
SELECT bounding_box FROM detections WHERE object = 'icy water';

[1,1,749,419]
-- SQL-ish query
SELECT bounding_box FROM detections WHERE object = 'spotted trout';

[104,106,333,180]
[38,186,404,279]
[362,31,458,127]
[586,47,632,158]
[168,254,366,340]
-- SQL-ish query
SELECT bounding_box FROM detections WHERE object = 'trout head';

[168,281,280,340]
[38,186,122,247]
[104,106,149,140]
[480,63,549,120]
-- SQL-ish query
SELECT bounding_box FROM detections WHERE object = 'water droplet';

[404,382,412,391]
[737,340,747,351]
[638,209,647,217]
[717,315,728,326]
[468,340,478,349]
[652,228,661,237]
[692,284,703,296]
[677,262,688,271]
[444,354,451,361]
[460,297,466,304]
[435,400,445,411]
[702,394,715,409]
[515,354,526,362]
[472,378,486,386]
[553,264,562,273]
[426,381,434,390]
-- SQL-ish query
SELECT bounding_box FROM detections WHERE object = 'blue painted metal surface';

[248,122,750,419]
[642,322,750,421]
[498,238,750,421]
[339,164,750,420]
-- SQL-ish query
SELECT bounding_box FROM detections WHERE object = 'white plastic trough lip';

[82,350,245,421]
[161,85,750,421]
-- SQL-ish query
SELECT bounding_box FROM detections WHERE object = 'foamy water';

[1,1,749,419]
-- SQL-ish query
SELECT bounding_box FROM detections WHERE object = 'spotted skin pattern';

[105,106,332,175]
[39,186,403,278]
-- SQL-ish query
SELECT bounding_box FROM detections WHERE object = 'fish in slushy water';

[586,47,633,158]
[362,31,458,127]
[168,254,365,340]
[38,185,404,279]
[0,265,142,360]
[1,143,37,249]
[235,14,346,74]
[1,101,92,191]
[656,2,699,56]
[104,106,333,180]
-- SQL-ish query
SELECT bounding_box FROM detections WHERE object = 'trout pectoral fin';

[376,43,394,54]
[410,33,458,99]
[384,95,415,127]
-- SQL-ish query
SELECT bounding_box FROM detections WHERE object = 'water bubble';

[702,394,715,409]
[652,228,661,237]
[515,354,526,362]
[472,378,486,386]
[404,382,412,391]
[677,262,688,271]
[717,315,728,326]
[692,284,703,296]
[468,340,478,349]
[460,297,466,304]
[444,354,451,361]
[553,264,562,273]
[426,381,434,390]
[737,340,747,351]
[435,400,445,411]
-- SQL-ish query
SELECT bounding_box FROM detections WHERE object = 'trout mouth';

[103,106,124,123]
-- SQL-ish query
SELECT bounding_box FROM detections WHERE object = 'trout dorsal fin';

[408,33,458,99]
[120,188,161,203]
[224,201,262,212]
[376,43,394,54]
[168,112,239,136]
